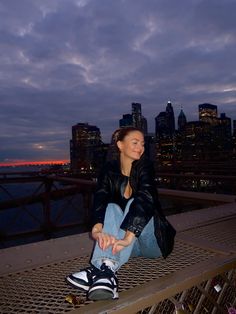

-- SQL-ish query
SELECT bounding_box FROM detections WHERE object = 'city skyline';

[0,0,236,164]
[1,101,234,167]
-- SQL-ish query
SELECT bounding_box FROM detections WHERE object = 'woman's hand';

[91,223,103,241]
[96,232,116,251]
[112,230,135,254]
[91,223,116,251]
[91,224,135,253]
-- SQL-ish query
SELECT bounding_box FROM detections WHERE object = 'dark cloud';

[0,0,236,163]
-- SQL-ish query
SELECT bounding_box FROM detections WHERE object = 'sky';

[0,0,236,165]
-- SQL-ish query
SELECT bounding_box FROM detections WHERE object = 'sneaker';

[66,266,99,291]
[87,263,119,300]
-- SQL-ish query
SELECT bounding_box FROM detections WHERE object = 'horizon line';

[0,159,70,167]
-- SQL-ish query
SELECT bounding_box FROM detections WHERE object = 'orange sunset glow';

[0,160,69,167]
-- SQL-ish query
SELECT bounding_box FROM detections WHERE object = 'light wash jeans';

[90,199,161,272]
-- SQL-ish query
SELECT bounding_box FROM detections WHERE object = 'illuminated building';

[213,113,232,153]
[179,121,210,163]
[166,101,175,135]
[155,101,176,170]
[155,101,175,138]
[70,123,106,176]
[199,103,218,125]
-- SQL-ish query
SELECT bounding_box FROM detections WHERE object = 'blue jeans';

[90,199,161,271]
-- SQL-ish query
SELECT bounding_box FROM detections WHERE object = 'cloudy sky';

[0,0,236,164]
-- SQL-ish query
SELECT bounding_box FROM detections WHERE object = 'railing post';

[82,190,93,227]
[42,177,53,238]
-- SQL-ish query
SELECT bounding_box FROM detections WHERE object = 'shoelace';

[95,263,116,280]
[80,266,100,282]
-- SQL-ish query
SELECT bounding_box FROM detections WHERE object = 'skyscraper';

[199,103,218,125]
[120,103,148,134]
[213,113,232,151]
[233,120,236,137]
[178,108,187,131]
[233,120,236,159]
[70,123,103,175]
[141,115,148,134]
[119,114,133,128]
[166,101,175,135]
[218,113,232,138]
[181,121,212,161]
[132,103,142,129]
[155,111,168,138]
[155,101,175,137]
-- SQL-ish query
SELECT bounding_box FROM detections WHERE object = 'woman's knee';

[105,203,123,219]
[102,203,124,233]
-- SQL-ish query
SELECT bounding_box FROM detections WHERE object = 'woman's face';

[117,130,145,161]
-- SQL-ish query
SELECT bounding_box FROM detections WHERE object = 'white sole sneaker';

[65,266,99,291]
[66,275,90,291]
[88,286,119,300]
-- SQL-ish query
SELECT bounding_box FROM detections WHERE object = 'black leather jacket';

[92,155,162,237]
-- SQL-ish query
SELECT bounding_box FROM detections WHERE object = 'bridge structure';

[0,174,236,313]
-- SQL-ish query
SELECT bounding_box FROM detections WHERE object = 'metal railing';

[0,173,236,248]
[0,175,94,247]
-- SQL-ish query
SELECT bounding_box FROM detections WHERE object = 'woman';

[66,127,175,301]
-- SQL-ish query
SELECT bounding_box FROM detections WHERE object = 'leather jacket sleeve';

[120,158,159,237]
[91,164,112,226]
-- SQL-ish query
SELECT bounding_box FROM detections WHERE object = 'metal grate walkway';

[0,202,236,313]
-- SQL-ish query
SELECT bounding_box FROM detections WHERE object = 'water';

[0,165,203,248]
[0,165,88,248]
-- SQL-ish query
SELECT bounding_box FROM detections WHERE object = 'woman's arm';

[91,223,135,254]
[91,164,111,227]
[120,158,158,237]
[92,222,117,251]
[112,230,135,254]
